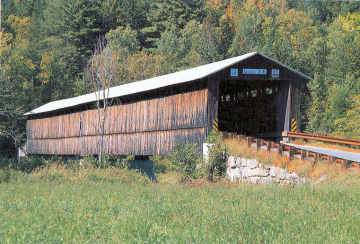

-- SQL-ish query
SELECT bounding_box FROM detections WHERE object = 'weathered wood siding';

[217,54,308,137]
[27,89,208,155]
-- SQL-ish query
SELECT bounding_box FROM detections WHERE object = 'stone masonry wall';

[226,156,306,185]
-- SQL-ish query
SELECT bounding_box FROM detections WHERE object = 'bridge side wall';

[26,88,209,155]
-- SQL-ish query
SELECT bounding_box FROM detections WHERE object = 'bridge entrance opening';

[218,79,281,138]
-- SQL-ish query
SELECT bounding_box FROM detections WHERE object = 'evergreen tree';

[141,0,205,49]
[155,23,187,74]
[106,25,141,86]
[37,37,72,103]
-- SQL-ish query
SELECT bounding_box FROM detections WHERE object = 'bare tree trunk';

[88,37,114,166]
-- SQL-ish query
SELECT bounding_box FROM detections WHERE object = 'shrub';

[205,131,228,182]
[168,143,202,183]
[0,169,11,183]
[0,157,15,169]
[99,155,114,168]
[114,155,135,169]
[79,155,135,169]
[15,156,46,173]
[150,155,169,173]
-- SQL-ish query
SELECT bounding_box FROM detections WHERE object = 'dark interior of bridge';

[218,79,280,138]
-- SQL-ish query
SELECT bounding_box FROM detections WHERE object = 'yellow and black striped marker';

[213,117,219,132]
[291,118,297,132]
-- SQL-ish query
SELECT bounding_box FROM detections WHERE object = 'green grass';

[0,169,360,243]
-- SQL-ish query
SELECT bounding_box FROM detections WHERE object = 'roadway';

[283,143,360,163]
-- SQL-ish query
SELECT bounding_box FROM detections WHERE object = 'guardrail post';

[300,149,306,160]
[289,146,295,160]
[247,137,251,148]
[267,141,272,152]
[313,153,319,167]
[256,139,262,151]
[278,144,283,155]
[345,160,352,168]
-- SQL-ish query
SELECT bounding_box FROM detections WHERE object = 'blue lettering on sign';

[272,69,280,78]
[242,68,267,75]
[230,68,238,77]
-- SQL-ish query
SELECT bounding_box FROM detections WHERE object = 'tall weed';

[205,131,228,182]
[168,143,202,182]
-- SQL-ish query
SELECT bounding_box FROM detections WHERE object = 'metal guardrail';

[223,132,359,168]
[282,131,360,147]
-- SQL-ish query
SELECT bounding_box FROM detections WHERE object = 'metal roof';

[25,52,311,116]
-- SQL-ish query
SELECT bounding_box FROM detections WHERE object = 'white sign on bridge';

[242,68,267,75]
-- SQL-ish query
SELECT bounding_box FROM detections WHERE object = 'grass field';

[1,167,360,244]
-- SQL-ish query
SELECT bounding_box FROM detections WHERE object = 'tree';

[0,65,25,150]
[1,15,38,113]
[313,14,360,135]
[155,23,187,74]
[181,13,231,68]
[326,14,360,85]
[106,25,139,57]
[43,0,108,76]
[306,72,328,134]
[114,0,150,33]
[271,9,319,74]
[124,50,162,82]
[343,95,360,139]
[87,37,114,165]
[37,37,72,103]
[228,1,266,56]
[105,25,164,85]
[141,0,205,49]
[106,25,140,85]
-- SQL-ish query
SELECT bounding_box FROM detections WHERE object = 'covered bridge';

[25,52,311,156]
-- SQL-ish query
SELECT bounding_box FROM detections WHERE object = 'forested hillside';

[1,0,360,145]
